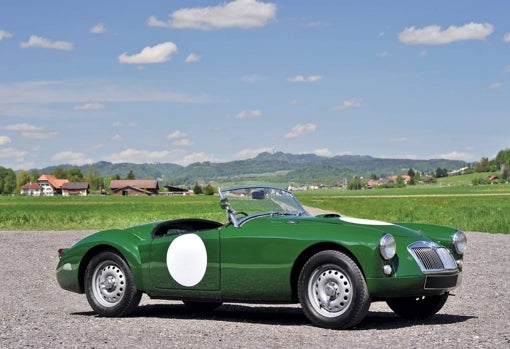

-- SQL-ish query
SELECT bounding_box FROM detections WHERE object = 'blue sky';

[0,0,508,170]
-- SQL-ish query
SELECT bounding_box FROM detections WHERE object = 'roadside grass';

[1,182,508,233]
[295,184,510,234]
[0,195,222,231]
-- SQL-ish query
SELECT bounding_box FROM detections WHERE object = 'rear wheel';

[298,250,370,329]
[386,294,449,319]
[84,251,142,317]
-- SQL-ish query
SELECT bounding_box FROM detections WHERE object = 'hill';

[37,152,468,186]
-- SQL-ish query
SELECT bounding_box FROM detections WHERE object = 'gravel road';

[0,230,508,349]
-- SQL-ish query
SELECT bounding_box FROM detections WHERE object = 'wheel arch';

[78,244,143,293]
[290,242,365,302]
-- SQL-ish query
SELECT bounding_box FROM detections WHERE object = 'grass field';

[1,182,509,233]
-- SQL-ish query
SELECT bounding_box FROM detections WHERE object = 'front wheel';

[84,251,142,317]
[386,294,449,319]
[298,250,370,329]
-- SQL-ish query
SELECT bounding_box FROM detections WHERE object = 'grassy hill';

[36,152,468,186]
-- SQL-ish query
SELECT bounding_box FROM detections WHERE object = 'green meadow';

[0,183,509,233]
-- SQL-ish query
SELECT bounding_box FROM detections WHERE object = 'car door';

[219,217,301,301]
[149,224,220,291]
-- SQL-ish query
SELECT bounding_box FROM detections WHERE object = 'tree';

[204,183,216,195]
[348,176,366,190]
[126,170,135,180]
[474,157,489,173]
[0,167,17,194]
[407,169,416,185]
[68,168,84,182]
[502,166,509,181]
[85,167,104,191]
[435,167,448,178]
[52,167,68,179]
[193,183,203,195]
[16,170,31,191]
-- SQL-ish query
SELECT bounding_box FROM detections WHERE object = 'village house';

[37,174,69,196]
[109,179,159,196]
[20,182,42,196]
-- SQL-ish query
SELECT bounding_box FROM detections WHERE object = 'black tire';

[183,301,223,312]
[84,251,142,317]
[298,250,370,329]
[386,294,449,319]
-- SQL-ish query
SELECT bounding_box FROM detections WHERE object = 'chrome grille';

[409,242,458,274]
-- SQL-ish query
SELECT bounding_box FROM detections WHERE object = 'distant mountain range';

[37,152,468,186]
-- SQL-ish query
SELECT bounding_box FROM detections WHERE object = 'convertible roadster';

[56,185,466,329]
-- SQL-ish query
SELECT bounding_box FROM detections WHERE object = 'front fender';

[58,229,150,293]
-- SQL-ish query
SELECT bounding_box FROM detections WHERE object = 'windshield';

[219,186,308,225]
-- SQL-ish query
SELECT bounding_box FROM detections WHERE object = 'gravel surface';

[0,230,509,349]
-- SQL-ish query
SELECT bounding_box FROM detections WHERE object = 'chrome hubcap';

[92,263,126,307]
[308,267,352,317]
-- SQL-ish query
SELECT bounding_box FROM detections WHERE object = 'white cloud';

[3,123,43,132]
[285,123,316,138]
[331,98,362,111]
[2,123,58,139]
[503,33,510,43]
[90,23,106,34]
[288,75,323,83]
[505,65,510,73]
[159,0,277,30]
[104,148,173,163]
[51,151,93,165]
[20,35,74,50]
[235,109,262,119]
[185,53,201,63]
[489,82,503,89]
[311,148,331,156]
[75,102,105,110]
[147,15,172,28]
[433,151,476,162]
[166,130,193,146]
[236,147,274,159]
[0,30,13,40]
[376,51,389,58]
[103,148,213,166]
[112,134,123,141]
[399,22,493,45]
[0,147,28,161]
[166,130,188,140]
[0,136,11,145]
[118,42,178,64]
[172,138,194,147]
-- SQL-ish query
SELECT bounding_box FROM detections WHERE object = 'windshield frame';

[219,186,309,227]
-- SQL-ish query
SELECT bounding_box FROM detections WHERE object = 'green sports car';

[56,185,466,329]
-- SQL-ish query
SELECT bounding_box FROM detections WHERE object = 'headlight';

[379,233,396,260]
[452,230,467,255]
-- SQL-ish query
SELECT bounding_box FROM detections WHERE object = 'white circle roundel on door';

[166,233,207,287]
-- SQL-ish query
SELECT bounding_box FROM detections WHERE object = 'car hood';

[310,214,425,240]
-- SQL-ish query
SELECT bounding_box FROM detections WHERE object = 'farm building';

[109,179,159,196]
[62,182,90,196]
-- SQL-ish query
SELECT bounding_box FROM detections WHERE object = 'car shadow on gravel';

[73,303,475,329]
